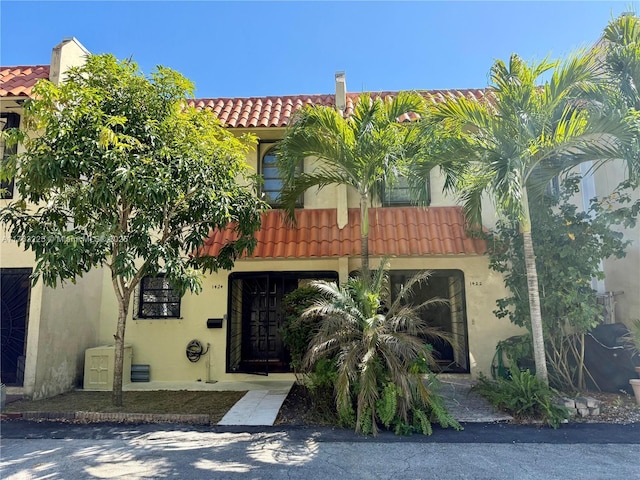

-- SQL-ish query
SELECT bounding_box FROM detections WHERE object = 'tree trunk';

[577,332,585,390]
[521,226,549,385]
[112,294,130,407]
[522,229,549,384]
[360,194,370,282]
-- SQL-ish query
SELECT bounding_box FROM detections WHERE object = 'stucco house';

[2,38,637,399]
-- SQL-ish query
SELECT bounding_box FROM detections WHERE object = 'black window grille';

[138,275,181,318]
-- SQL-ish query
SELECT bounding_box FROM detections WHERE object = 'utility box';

[83,344,132,391]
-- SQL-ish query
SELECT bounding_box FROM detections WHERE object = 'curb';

[1,411,212,425]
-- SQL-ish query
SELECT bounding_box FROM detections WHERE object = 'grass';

[2,390,245,423]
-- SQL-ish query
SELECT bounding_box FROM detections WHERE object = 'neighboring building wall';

[29,268,103,399]
[593,159,640,326]
[0,38,94,399]
[1,192,103,399]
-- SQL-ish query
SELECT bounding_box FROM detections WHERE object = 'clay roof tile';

[0,65,50,97]
[184,89,488,128]
[199,206,486,259]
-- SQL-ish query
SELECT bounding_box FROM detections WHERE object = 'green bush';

[280,286,322,373]
[472,370,570,428]
[281,287,339,421]
[302,262,461,436]
[353,377,460,436]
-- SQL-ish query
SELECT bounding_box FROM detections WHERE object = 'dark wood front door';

[227,271,338,375]
[1,268,31,386]
[241,276,297,371]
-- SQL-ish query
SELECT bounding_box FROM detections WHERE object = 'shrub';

[303,260,461,435]
[472,370,570,428]
[280,286,322,373]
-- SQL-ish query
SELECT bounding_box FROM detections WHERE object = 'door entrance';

[390,270,469,373]
[1,268,32,386]
[227,271,338,374]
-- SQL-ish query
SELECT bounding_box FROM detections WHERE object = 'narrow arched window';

[0,113,20,199]
[260,142,303,207]
[260,144,282,206]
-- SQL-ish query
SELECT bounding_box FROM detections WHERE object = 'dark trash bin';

[584,323,638,393]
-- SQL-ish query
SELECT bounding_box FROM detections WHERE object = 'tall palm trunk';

[521,188,549,385]
[360,193,370,282]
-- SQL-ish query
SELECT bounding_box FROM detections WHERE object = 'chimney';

[50,37,90,85]
[335,71,346,113]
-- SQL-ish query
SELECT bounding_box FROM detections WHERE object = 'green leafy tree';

[431,53,631,385]
[302,260,460,435]
[488,176,636,389]
[277,92,427,280]
[0,55,267,406]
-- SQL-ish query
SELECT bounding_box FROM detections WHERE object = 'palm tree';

[602,13,640,185]
[277,92,427,280]
[302,260,458,435]
[430,53,631,385]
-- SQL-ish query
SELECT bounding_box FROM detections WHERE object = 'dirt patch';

[275,383,640,427]
[275,383,338,426]
[572,390,640,424]
[2,390,245,424]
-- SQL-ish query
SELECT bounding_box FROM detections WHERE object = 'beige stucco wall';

[93,124,517,384]
[30,268,103,399]
[593,159,640,325]
[379,256,524,376]
[49,37,90,86]
[97,254,522,382]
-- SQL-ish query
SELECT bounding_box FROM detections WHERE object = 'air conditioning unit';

[83,344,132,391]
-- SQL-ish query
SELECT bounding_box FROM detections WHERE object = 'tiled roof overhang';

[0,66,50,97]
[198,206,486,260]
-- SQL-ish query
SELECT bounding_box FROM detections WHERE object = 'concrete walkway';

[438,375,513,423]
[218,387,292,426]
[124,380,294,426]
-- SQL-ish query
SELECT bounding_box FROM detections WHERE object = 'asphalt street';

[1,421,639,479]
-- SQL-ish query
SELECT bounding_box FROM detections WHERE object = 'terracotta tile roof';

[198,206,486,260]
[1,64,487,127]
[189,89,488,128]
[0,66,50,97]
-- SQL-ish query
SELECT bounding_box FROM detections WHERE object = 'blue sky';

[1,1,635,98]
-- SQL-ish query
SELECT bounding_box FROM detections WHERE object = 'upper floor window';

[260,142,303,208]
[546,175,560,198]
[382,174,430,207]
[138,275,181,319]
[1,113,20,199]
